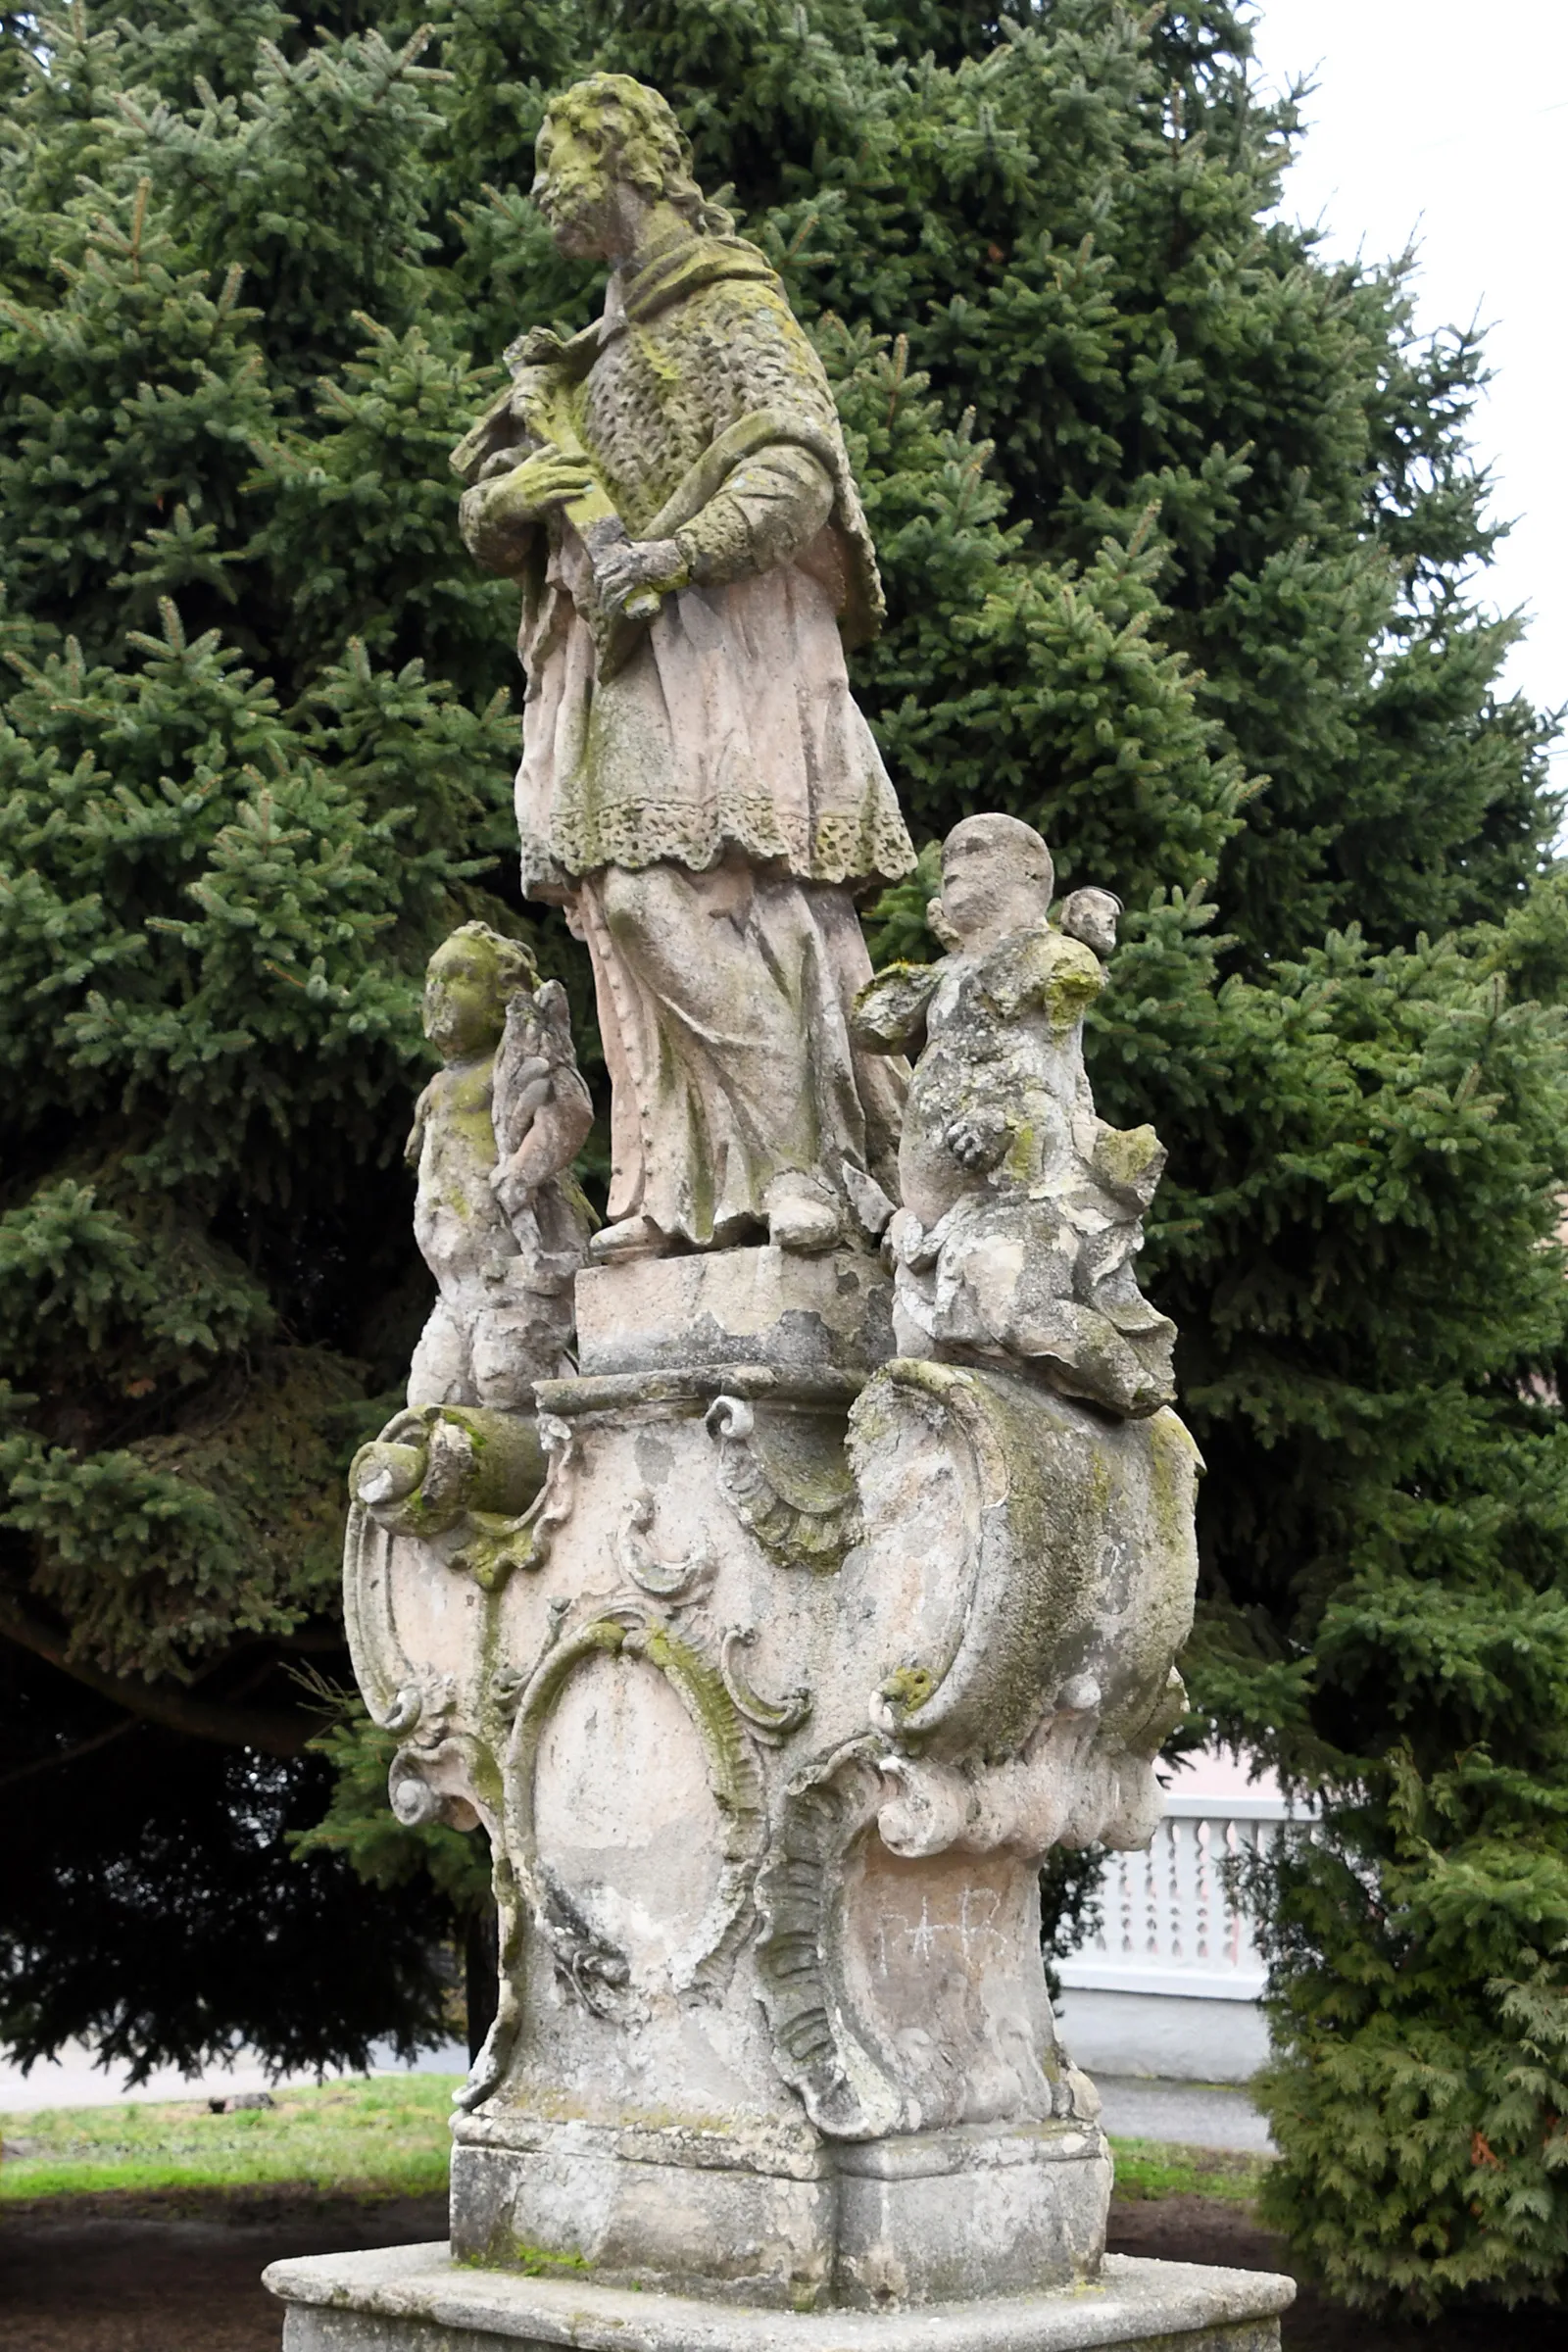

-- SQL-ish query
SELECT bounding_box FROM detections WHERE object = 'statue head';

[422,923,539,1063]
[531,74,727,262]
[1057,885,1122,960]
[933,814,1055,954]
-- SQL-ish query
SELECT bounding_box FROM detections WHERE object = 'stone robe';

[455,232,914,1245]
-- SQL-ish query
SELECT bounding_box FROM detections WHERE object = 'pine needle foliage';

[2,3,1566,2299]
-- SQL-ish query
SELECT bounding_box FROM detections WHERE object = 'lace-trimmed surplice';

[458,230,914,1246]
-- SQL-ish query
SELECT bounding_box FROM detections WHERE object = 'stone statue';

[855,814,1177,1418]
[451,73,912,1262]
[273,75,1293,2352]
[407,922,594,1407]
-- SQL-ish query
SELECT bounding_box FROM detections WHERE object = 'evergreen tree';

[0,5,514,2068]
[3,4,1565,2304]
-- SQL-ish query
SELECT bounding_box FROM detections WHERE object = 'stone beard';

[457,230,913,1255]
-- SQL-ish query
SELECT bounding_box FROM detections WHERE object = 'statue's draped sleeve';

[669,442,833,590]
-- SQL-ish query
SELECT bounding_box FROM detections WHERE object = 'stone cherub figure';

[451,73,912,1262]
[407,922,595,1409]
[854,814,1176,1418]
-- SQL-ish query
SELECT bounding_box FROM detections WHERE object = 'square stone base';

[264,2243,1294,2352]
[450,2119,1110,2308]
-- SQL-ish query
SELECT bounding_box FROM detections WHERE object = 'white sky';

[1249,0,1567,763]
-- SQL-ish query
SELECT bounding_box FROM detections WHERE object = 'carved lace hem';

[520,808,916,894]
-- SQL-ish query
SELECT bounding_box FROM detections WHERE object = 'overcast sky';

[1249,0,1566,764]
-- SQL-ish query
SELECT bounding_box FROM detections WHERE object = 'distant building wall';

[1054,1986,1272,2083]
[1054,1758,1315,2083]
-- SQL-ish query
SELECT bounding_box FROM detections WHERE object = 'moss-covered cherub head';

[422,923,539,1064]
[930,814,1055,956]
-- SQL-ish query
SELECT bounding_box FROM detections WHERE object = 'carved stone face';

[423,939,505,1062]
[531,117,620,262]
[1060,886,1121,960]
[939,819,1054,952]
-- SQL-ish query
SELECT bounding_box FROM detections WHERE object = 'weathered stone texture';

[267,2246,1291,2351]
[405,925,593,1409]
[338,1247,1196,2303]
[574,1247,895,1380]
[856,816,1175,1420]
[271,71,1296,2352]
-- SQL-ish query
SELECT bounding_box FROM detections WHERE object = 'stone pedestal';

[264,2244,1294,2350]
[449,2116,1109,2311]
[289,1247,1296,2349]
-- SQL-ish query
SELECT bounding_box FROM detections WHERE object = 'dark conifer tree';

[3,3,1564,2300]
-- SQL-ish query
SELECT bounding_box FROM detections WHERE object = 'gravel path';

[0,2042,469,2115]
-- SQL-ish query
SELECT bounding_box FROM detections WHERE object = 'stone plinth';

[337,1247,1221,2326]
[265,2244,1293,2351]
[573,1246,895,1380]
[449,2118,1110,2311]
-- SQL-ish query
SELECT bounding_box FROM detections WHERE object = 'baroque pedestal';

[268,1249,1293,2349]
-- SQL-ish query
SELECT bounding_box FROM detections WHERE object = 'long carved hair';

[539,73,734,237]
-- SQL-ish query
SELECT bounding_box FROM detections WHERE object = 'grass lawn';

[0,2074,462,2201]
[1,2077,1270,2207]
[1108,2137,1269,2203]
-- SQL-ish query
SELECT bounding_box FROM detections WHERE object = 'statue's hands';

[460,446,599,571]
[490,1147,537,1222]
[500,442,600,519]
[945,1106,1011,1173]
[593,534,687,623]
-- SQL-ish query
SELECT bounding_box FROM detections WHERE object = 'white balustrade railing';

[1055,1794,1314,2002]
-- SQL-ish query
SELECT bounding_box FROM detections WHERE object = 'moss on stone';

[879,1662,937,1713]
[1092,1122,1162,1191]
